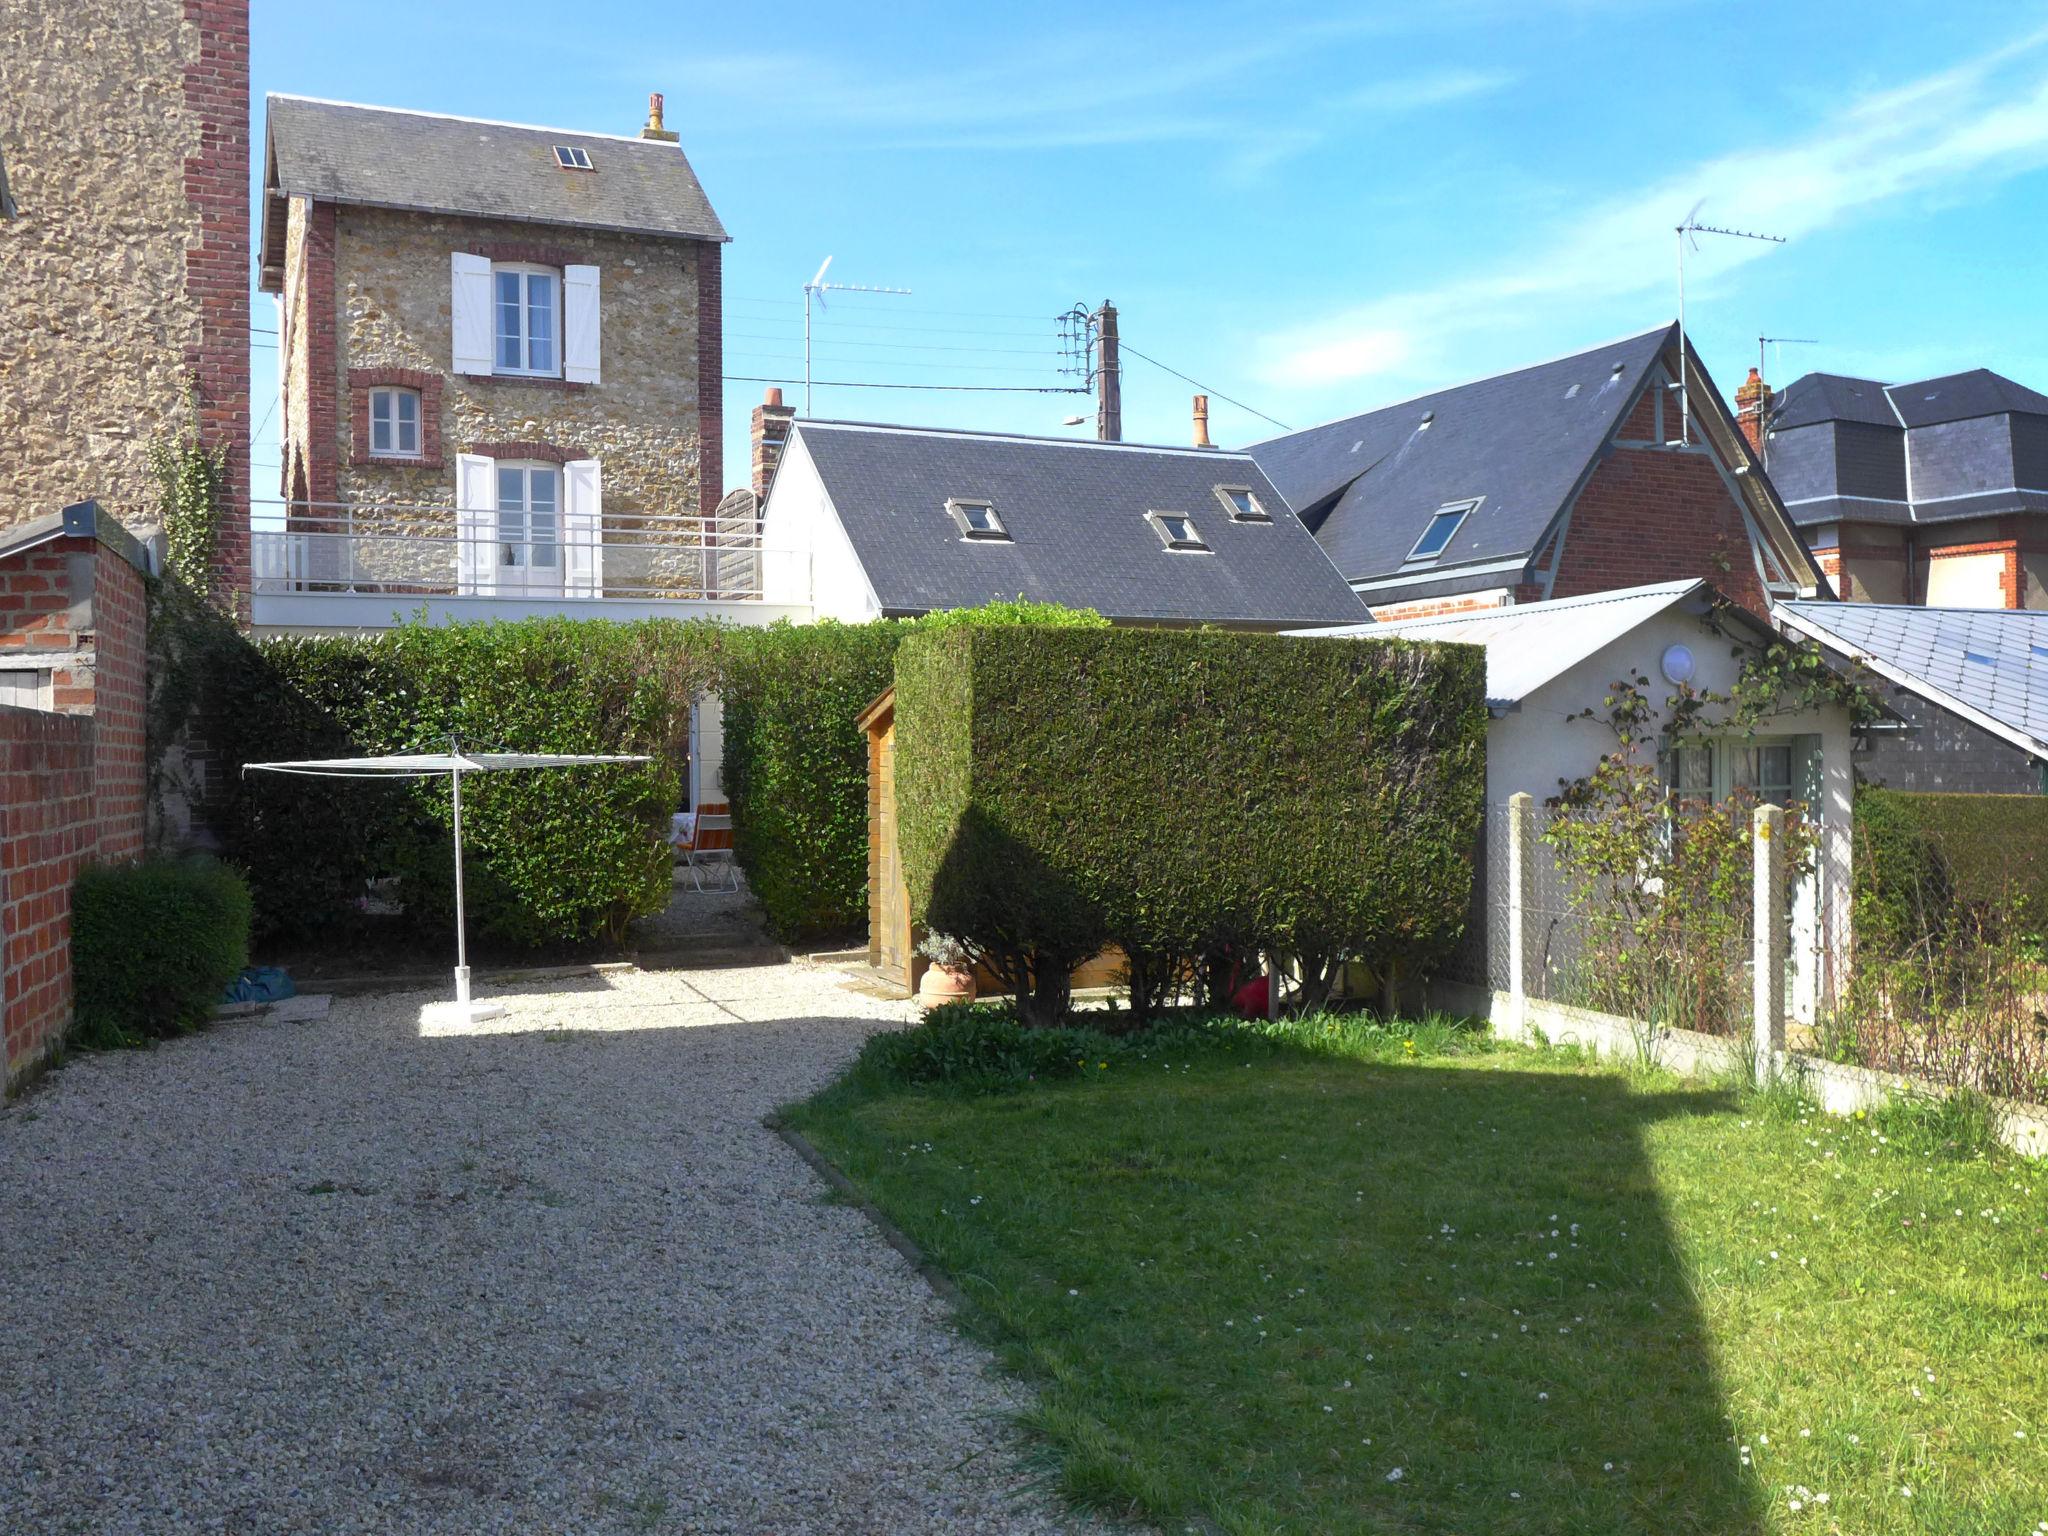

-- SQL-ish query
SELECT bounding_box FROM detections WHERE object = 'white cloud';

[1256,25,2048,390]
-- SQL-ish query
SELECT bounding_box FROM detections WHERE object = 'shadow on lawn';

[821,1042,1770,1535]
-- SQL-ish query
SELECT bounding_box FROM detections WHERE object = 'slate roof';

[1776,601,2048,761]
[1290,579,1730,708]
[788,422,1370,629]
[1769,367,2048,530]
[263,95,727,242]
[1247,328,1676,598]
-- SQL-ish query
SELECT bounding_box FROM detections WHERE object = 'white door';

[495,462,564,595]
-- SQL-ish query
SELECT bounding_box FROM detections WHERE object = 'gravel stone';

[0,947,1110,1534]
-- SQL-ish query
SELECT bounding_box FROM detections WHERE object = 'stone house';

[0,0,250,599]
[1245,324,1829,622]
[257,92,731,616]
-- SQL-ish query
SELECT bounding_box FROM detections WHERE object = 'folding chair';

[684,811,741,892]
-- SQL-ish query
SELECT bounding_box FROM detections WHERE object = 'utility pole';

[1093,301,1121,442]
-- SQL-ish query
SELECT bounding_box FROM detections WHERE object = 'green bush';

[720,602,1109,942]
[852,1002,1132,1091]
[72,858,252,1047]
[895,626,1488,1024]
[1855,788,2048,933]
[195,616,722,946]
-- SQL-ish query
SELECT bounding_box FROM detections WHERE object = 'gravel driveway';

[0,952,1102,1534]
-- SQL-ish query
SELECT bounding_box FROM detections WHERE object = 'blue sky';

[250,1,2048,506]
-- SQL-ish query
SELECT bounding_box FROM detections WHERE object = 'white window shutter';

[456,453,497,596]
[564,458,603,596]
[563,264,601,384]
[451,252,493,375]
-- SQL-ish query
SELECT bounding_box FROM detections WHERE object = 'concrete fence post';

[1752,803,1787,1077]
[1507,793,1534,1037]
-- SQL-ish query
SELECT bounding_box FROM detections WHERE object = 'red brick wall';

[698,240,724,518]
[1368,589,1514,622]
[183,0,252,619]
[1548,444,1771,618]
[0,535,149,1086]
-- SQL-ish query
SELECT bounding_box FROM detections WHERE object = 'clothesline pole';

[450,735,470,1008]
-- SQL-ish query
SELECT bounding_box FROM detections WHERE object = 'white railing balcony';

[249,503,813,632]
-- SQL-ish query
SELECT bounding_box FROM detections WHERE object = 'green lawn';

[787,1020,2047,1535]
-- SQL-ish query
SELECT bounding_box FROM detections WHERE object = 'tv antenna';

[1754,335,1818,469]
[1673,202,1785,445]
[803,256,911,414]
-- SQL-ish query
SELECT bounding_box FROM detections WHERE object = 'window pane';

[530,468,558,511]
[527,274,555,372]
[1760,745,1793,788]
[496,271,523,368]
[397,391,417,425]
[1672,746,1712,794]
[1412,509,1464,559]
[371,416,390,453]
[497,466,523,511]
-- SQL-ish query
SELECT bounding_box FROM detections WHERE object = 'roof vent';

[553,144,594,171]
[1418,411,1434,429]
[1564,383,1581,400]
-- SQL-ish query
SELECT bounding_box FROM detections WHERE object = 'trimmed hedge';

[1854,788,2048,940]
[720,603,1109,942]
[895,626,1488,1022]
[199,617,722,946]
[72,858,252,1046]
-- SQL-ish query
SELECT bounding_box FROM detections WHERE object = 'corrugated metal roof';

[1776,601,2048,761]
[1289,579,1706,705]
[265,95,727,241]
[792,422,1370,628]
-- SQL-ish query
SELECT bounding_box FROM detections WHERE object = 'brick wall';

[0,528,150,1087]
[1548,443,1771,618]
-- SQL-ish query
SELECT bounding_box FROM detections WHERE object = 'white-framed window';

[1148,511,1209,551]
[494,264,559,377]
[1406,498,1479,564]
[495,461,562,591]
[946,497,1009,541]
[0,668,48,711]
[1215,485,1271,522]
[368,387,421,458]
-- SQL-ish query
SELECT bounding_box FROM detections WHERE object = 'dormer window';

[553,145,594,171]
[1215,486,1271,522]
[1149,511,1209,551]
[1406,498,1479,564]
[946,498,1009,540]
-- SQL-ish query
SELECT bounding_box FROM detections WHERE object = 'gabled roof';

[1886,369,2048,428]
[1245,325,1824,605]
[786,421,1369,629]
[261,95,726,279]
[1776,602,2048,762]
[1289,579,1718,708]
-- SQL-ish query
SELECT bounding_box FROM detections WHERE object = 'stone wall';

[0,0,249,596]
[277,203,717,594]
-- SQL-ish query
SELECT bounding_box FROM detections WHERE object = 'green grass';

[786,1016,2048,1535]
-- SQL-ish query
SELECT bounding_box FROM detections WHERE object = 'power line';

[726,330,1055,357]
[1118,342,1291,432]
[726,373,1084,395]
[729,294,1060,322]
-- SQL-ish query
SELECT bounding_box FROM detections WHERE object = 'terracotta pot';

[917,962,977,1009]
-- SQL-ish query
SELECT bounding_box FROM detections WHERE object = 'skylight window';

[1406,498,1479,564]
[1149,511,1209,551]
[946,498,1009,541]
[553,145,595,171]
[1215,486,1271,522]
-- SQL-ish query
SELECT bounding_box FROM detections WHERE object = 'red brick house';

[1246,323,1828,622]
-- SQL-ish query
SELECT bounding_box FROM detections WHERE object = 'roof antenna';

[803,256,910,415]
[1673,202,1785,446]
[1755,335,1819,469]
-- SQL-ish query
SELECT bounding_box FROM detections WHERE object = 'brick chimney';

[1735,367,1771,459]
[1192,394,1213,448]
[640,91,679,142]
[751,387,796,501]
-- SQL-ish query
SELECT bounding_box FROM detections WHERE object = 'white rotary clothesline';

[242,740,651,1020]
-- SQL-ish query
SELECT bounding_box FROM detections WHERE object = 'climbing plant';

[148,422,228,597]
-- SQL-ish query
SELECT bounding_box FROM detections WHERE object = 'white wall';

[758,435,883,623]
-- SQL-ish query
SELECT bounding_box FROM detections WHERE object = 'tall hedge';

[1854,788,2048,939]
[200,617,723,946]
[894,626,1488,1021]
[720,603,1109,942]
[72,858,252,1046]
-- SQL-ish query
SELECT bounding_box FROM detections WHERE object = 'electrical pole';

[1094,301,1121,442]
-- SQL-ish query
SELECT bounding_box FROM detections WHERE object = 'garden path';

[0,940,1105,1534]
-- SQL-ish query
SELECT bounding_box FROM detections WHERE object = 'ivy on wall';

[147,422,228,598]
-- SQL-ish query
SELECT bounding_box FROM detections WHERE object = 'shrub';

[852,1003,1132,1091]
[894,626,1488,1024]
[720,602,1109,943]
[195,617,721,946]
[72,859,252,1047]
[1856,789,2048,935]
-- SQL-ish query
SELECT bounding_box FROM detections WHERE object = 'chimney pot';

[640,91,680,142]
[765,386,783,407]
[1192,393,1213,449]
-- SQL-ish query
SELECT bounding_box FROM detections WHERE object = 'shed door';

[872,719,910,986]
